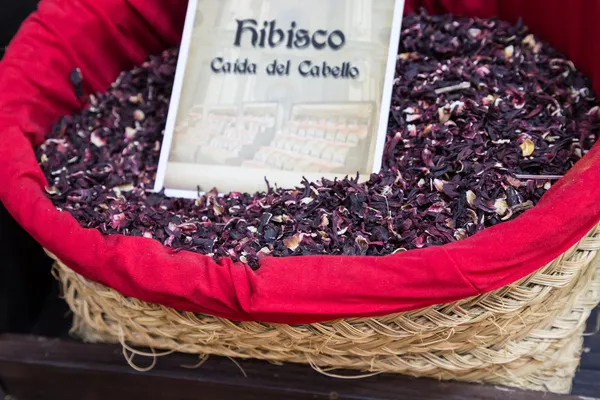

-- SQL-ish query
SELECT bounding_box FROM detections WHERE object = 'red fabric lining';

[1,0,599,323]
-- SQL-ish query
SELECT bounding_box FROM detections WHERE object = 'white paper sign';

[155,0,405,198]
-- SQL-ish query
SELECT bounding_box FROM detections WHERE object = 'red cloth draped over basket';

[1,0,600,324]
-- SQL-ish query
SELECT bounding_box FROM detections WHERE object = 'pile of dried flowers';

[37,12,600,268]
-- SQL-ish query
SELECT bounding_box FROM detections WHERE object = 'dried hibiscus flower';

[37,12,599,269]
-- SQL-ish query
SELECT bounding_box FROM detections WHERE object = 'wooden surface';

[0,334,595,400]
[574,324,600,398]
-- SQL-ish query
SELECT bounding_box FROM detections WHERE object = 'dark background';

[0,0,69,336]
[0,1,40,56]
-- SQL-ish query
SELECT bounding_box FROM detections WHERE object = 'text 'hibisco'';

[210,19,360,79]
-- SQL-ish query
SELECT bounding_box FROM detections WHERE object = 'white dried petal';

[125,127,137,139]
[213,203,224,216]
[405,113,422,122]
[116,183,134,192]
[522,34,537,48]
[301,197,314,205]
[476,66,490,77]
[259,247,272,255]
[380,185,393,197]
[433,179,445,192]
[450,101,465,114]
[438,107,451,124]
[504,45,514,59]
[90,131,106,147]
[467,209,478,224]
[520,139,535,156]
[454,229,467,241]
[133,109,145,121]
[398,52,417,60]
[283,233,303,251]
[468,28,482,37]
[466,190,476,206]
[129,93,143,104]
[494,198,509,216]
[355,235,369,251]
[500,208,514,221]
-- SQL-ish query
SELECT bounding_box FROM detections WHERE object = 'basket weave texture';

[48,224,600,394]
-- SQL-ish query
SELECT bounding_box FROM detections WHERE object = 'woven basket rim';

[50,224,600,394]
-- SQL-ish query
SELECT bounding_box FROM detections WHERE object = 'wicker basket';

[46,223,600,394]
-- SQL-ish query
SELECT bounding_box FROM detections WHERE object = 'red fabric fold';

[1,0,599,324]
